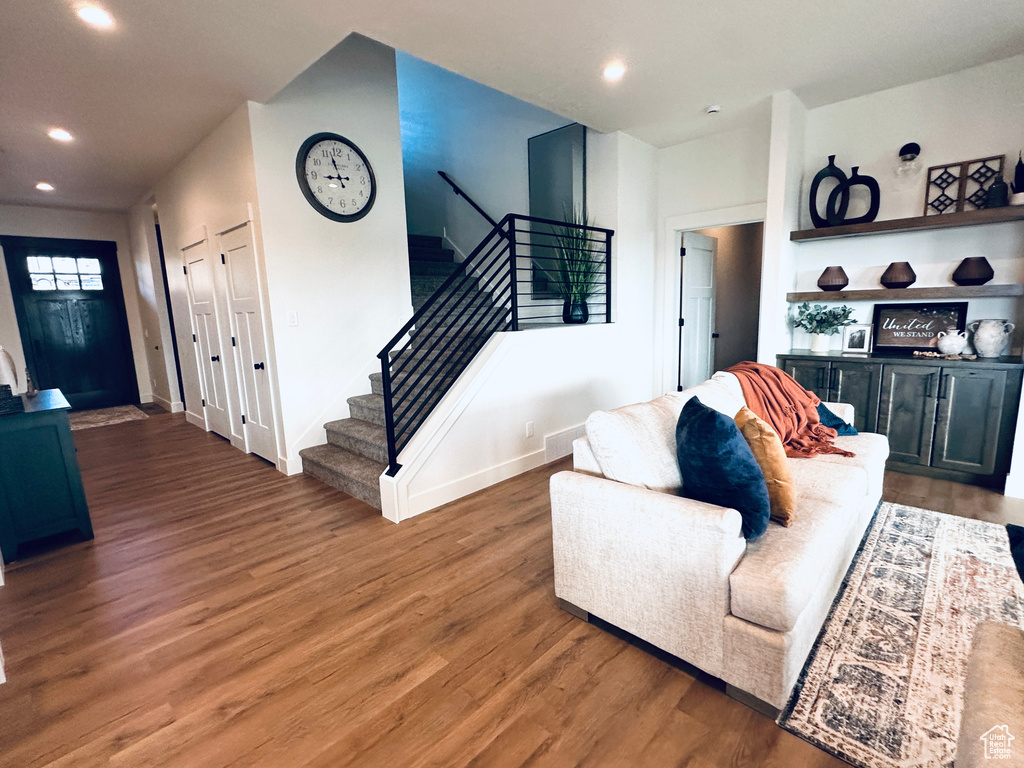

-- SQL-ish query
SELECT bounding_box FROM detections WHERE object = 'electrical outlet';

[287,311,299,327]
[526,421,534,438]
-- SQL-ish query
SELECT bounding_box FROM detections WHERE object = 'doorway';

[2,236,138,410]
[676,222,763,389]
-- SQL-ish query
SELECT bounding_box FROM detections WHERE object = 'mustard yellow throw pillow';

[734,406,796,526]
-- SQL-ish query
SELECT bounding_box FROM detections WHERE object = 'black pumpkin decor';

[817,266,849,291]
[880,261,916,289]
[952,257,994,286]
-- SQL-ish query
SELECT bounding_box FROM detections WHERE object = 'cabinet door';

[932,368,1007,475]
[878,365,938,466]
[782,360,830,399]
[829,361,882,432]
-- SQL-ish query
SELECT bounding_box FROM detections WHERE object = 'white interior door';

[183,239,231,438]
[679,231,717,390]
[219,223,276,462]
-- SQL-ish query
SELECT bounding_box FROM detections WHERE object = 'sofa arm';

[821,401,854,424]
[550,471,746,679]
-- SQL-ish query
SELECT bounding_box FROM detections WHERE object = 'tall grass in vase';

[553,207,601,324]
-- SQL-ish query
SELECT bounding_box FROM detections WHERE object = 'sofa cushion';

[683,371,746,418]
[585,393,687,491]
[804,432,889,499]
[676,397,770,540]
[729,464,867,632]
[735,406,796,526]
[817,403,857,435]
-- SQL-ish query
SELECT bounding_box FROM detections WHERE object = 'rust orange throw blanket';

[726,361,854,458]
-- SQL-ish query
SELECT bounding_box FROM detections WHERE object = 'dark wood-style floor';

[1,411,1022,768]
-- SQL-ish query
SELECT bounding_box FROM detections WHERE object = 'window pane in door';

[77,258,102,274]
[52,257,78,273]
[30,274,56,291]
[80,275,103,290]
[27,256,52,273]
[55,274,81,290]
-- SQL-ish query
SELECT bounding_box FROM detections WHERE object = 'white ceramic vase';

[936,330,968,355]
[969,319,1015,358]
[809,333,831,353]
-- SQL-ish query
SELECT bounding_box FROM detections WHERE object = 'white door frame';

[656,202,767,394]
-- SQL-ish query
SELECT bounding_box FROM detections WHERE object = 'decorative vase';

[826,166,881,226]
[969,319,1015,358]
[951,257,994,286]
[936,330,968,355]
[817,266,849,292]
[562,300,589,324]
[809,156,848,229]
[880,261,916,289]
[986,175,1009,209]
[809,333,831,353]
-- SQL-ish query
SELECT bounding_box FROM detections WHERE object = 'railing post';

[507,216,519,331]
[378,352,401,476]
[604,230,613,323]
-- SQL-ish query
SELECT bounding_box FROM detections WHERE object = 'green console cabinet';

[778,352,1022,487]
[0,389,93,562]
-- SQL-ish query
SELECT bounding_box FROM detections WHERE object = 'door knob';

[254,362,265,370]
[711,333,720,339]
[211,355,220,362]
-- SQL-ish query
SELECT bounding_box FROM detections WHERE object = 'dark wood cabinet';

[878,364,938,466]
[0,389,92,561]
[781,357,882,432]
[778,352,1022,486]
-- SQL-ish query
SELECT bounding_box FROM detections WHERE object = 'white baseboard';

[404,448,548,521]
[280,454,304,476]
[152,394,185,413]
[1004,471,1024,500]
[545,424,586,463]
[185,411,206,429]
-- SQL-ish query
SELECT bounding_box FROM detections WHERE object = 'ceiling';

[2,0,1022,212]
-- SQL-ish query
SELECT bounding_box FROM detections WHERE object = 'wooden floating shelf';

[787,284,1024,303]
[790,206,1024,242]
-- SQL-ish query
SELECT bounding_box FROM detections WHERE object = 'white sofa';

[550,371,889,711]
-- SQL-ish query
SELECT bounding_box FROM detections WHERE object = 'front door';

[2,236,138,410]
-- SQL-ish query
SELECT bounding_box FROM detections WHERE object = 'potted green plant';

[794,302,856,352]
[552,207,601,324]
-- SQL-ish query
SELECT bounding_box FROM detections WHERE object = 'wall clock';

[295,132,376,222]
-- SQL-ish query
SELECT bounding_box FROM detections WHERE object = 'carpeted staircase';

[299,234,505,509]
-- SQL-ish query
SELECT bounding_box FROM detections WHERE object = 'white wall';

[127,200,182,412]
[792,55,1024,352]
[0,205,150,398]
[249,34,411,473]
[396,52,571,256]
[382,128,660,520]
[154,103,272,440]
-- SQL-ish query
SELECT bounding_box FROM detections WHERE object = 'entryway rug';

[778,502,1024,768]
[69,405,149,431]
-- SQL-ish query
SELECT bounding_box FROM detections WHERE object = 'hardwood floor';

[0,413,1019,767]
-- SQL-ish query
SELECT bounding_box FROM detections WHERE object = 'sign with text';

[871,302,968,354]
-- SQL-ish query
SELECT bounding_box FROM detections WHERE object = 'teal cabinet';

[0,389,92,561]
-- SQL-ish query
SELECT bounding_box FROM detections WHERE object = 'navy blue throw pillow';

[816,403,857,436]
[675,397,770,540]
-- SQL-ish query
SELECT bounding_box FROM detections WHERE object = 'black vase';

[809,155,848,228]
[562,300,589,324]
[826,166,880,225]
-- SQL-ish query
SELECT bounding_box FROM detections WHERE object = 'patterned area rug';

[779,502,1024,768]
[69,405,149,431]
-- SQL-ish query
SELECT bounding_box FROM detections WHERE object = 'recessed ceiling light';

[705,104,723,115]
[603,63,626,82]
[36,182,55,192]
[77,5,114,28]
[48,128,73,142]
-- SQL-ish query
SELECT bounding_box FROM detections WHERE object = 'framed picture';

[871,302,968,354]
[842,324,872,354]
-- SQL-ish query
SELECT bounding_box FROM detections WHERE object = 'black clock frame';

[295,132,376,222]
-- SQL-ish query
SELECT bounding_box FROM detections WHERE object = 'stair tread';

[348,393,384,408]
[324,417,386,443]
[300,444,384,509]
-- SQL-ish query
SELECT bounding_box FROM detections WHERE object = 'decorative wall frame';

[924,155,1005,216]
[871,302,968,354]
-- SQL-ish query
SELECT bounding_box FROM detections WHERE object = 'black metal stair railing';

[379,214,614,475]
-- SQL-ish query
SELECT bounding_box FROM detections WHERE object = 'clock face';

[295,133,376,222]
